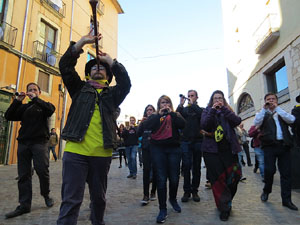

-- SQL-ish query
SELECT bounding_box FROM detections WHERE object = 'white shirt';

[253,106,295,140]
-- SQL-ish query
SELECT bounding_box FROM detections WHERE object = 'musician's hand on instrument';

[98,50,113,67]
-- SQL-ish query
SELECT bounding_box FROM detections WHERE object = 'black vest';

[259,112,293,148]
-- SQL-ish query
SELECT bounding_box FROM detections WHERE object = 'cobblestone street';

[1,153,300,225]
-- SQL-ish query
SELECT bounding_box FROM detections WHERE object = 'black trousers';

[142,147,156,197]
[17,142,50,209]
[242,142,252,165]
[263,143,292,202]
[57,152,111,225]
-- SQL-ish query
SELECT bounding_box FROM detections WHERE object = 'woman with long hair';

[137,104,157,205]
[201,90,242,221]
[143,95,185,223]
[117,124,127,168]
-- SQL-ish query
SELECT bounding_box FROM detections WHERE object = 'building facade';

[222,0,300,129]
[0,0,123,164]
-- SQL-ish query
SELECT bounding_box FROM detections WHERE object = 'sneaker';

[127,174,133,178]
[240,177,247,181]
[44,196,54,207]
[169,199,181,213]
[181,192,190,202]
[192,192,200,202]
[150,193,156,201]
[253,167,258,173]
[156,209,168,223]
[132,175,137,179]
[205,181,211,189]
[5,206,30,219]
[219,211,230,221]
[141,196,150,205]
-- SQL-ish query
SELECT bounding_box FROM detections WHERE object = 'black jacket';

[259,112,293,148]
[5,98,55,144]
[176,103,203,142]
[59,42,131,149]
[292,106,300,145]
[122,126,139,147]
[137,121,152,149]
[143,112,185,146]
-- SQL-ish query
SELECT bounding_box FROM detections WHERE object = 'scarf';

[87,80,108,89]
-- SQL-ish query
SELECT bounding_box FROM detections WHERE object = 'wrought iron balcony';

[32,40,61,68]
[253,13,280,54]
[40,0,66,18]
[0,21,18,47]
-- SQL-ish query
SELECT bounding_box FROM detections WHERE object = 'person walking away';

[5,82,55,219]
[56,31,131,225]
[201,90,242,221]
[248,125,264,180]
[254,93,298,211]
[48,128,58,161]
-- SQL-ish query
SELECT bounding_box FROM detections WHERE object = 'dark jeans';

[49,146,58,161]
[151,144,181,210]
[263,143,292,202]
[17,142,50,209]
[181,141,202,194]
[117,147,127,166]
[57,152,111,225]
[142,147,157,197]
[242,142,252,165]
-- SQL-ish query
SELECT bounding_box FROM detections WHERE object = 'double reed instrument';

[89,0,100,70]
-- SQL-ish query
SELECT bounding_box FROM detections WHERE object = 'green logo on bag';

[215,125,224,142]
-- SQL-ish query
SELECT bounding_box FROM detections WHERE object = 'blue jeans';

[181,141,202,194]
[238,151,244,176]
[125,145,138,176]
[254,147,264,178]
[151,144,181,210]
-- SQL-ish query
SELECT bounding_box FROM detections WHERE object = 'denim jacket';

[59,42,131,148]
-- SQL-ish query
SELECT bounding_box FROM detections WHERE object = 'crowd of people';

[4,31,300,225]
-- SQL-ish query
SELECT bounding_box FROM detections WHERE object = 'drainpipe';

[5,0,30,164]
[58,0,74,158]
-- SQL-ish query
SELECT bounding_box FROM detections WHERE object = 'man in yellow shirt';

[57,32,131,225]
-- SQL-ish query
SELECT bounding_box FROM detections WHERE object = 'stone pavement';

[1,153,300,225]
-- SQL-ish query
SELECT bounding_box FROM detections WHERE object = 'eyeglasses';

[91,65,106,71]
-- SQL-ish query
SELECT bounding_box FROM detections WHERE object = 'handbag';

[151,115,172,140]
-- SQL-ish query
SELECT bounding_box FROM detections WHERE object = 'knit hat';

[85,59,113,83]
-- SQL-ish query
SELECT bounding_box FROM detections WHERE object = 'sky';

[116,0,227,122]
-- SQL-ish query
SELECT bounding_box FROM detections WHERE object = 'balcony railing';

[253,13,280,54]
[0,21,18,47]
[40,0,66,18]
[32,40,61,68]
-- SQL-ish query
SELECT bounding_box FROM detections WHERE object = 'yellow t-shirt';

[64,88,113,157]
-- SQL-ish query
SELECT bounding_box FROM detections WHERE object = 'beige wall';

[222,0,300,130]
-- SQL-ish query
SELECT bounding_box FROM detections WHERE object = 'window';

[265,59,289,95]
[238,93,254,114]
[37,71,50,93]
[0,0,6,22]
[39,20,57,54]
